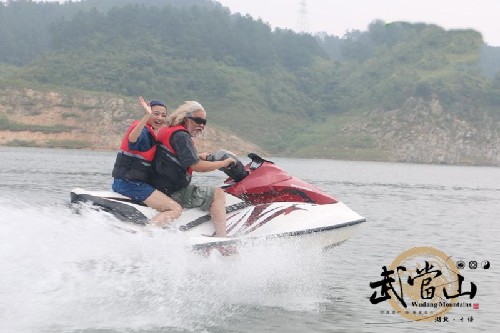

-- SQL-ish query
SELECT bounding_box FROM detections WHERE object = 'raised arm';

[128,96,152,143]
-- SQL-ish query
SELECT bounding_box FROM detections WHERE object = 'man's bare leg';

[209,188,228,237]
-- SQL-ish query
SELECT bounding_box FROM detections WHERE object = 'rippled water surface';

[1,147,498,332]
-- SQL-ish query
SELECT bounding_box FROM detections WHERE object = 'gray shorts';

[170,184,215,211]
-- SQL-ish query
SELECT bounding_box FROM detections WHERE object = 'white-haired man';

[151,101,235,237]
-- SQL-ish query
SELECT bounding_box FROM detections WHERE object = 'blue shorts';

[112,178,155,202]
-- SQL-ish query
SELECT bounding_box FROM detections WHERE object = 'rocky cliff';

[343,96,500,165]
[0,87,265,156]
[1,87,499,166]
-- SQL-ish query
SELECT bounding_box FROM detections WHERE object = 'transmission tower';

[296,0,309,33]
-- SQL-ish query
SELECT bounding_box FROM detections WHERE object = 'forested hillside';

[1,0,500,165]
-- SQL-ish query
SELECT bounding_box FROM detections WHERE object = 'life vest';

[111,120,156,182]
[151,125,193,195]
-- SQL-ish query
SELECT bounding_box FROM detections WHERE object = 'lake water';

[1,147,499,332]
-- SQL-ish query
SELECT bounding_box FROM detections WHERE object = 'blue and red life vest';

[111,120,157,182]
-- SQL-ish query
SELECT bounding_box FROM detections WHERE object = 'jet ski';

[70,152,366,255]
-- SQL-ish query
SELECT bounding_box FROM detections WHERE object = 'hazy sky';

[217,0,500,46]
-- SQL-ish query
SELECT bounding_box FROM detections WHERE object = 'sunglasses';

[187,116,207,125]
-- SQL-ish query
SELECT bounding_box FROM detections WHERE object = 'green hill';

[1,0,499,165]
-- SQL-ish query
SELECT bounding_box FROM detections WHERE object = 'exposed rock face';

[1,88,499,166]
[0,87,265,156]
[345,96,500,165]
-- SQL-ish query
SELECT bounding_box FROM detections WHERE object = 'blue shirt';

[128,127,154,151]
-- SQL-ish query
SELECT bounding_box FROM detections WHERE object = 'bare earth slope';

[0,87,265,156]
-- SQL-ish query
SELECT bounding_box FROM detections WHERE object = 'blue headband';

[150,100,166,108]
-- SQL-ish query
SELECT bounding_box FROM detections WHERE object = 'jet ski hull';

[70,188,366,254]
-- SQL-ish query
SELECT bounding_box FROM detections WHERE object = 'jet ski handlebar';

[206,150,248,182]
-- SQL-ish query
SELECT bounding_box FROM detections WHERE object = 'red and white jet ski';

[70,152,366,255]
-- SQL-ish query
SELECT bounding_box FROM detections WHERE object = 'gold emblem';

[387,246,460,322]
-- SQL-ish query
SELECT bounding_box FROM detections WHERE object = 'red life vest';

[151,125,193,194]
[111,120,157,182]
[119,120,157,161]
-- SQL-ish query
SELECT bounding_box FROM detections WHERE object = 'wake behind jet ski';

[70,152,366,255]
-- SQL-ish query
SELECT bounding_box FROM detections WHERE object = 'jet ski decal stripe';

[226,209,252,234]
[226,204,281,235]
[178,202,250,231]
[243,204,306,235]
[240,204,273,229]
[224,204,306,236]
